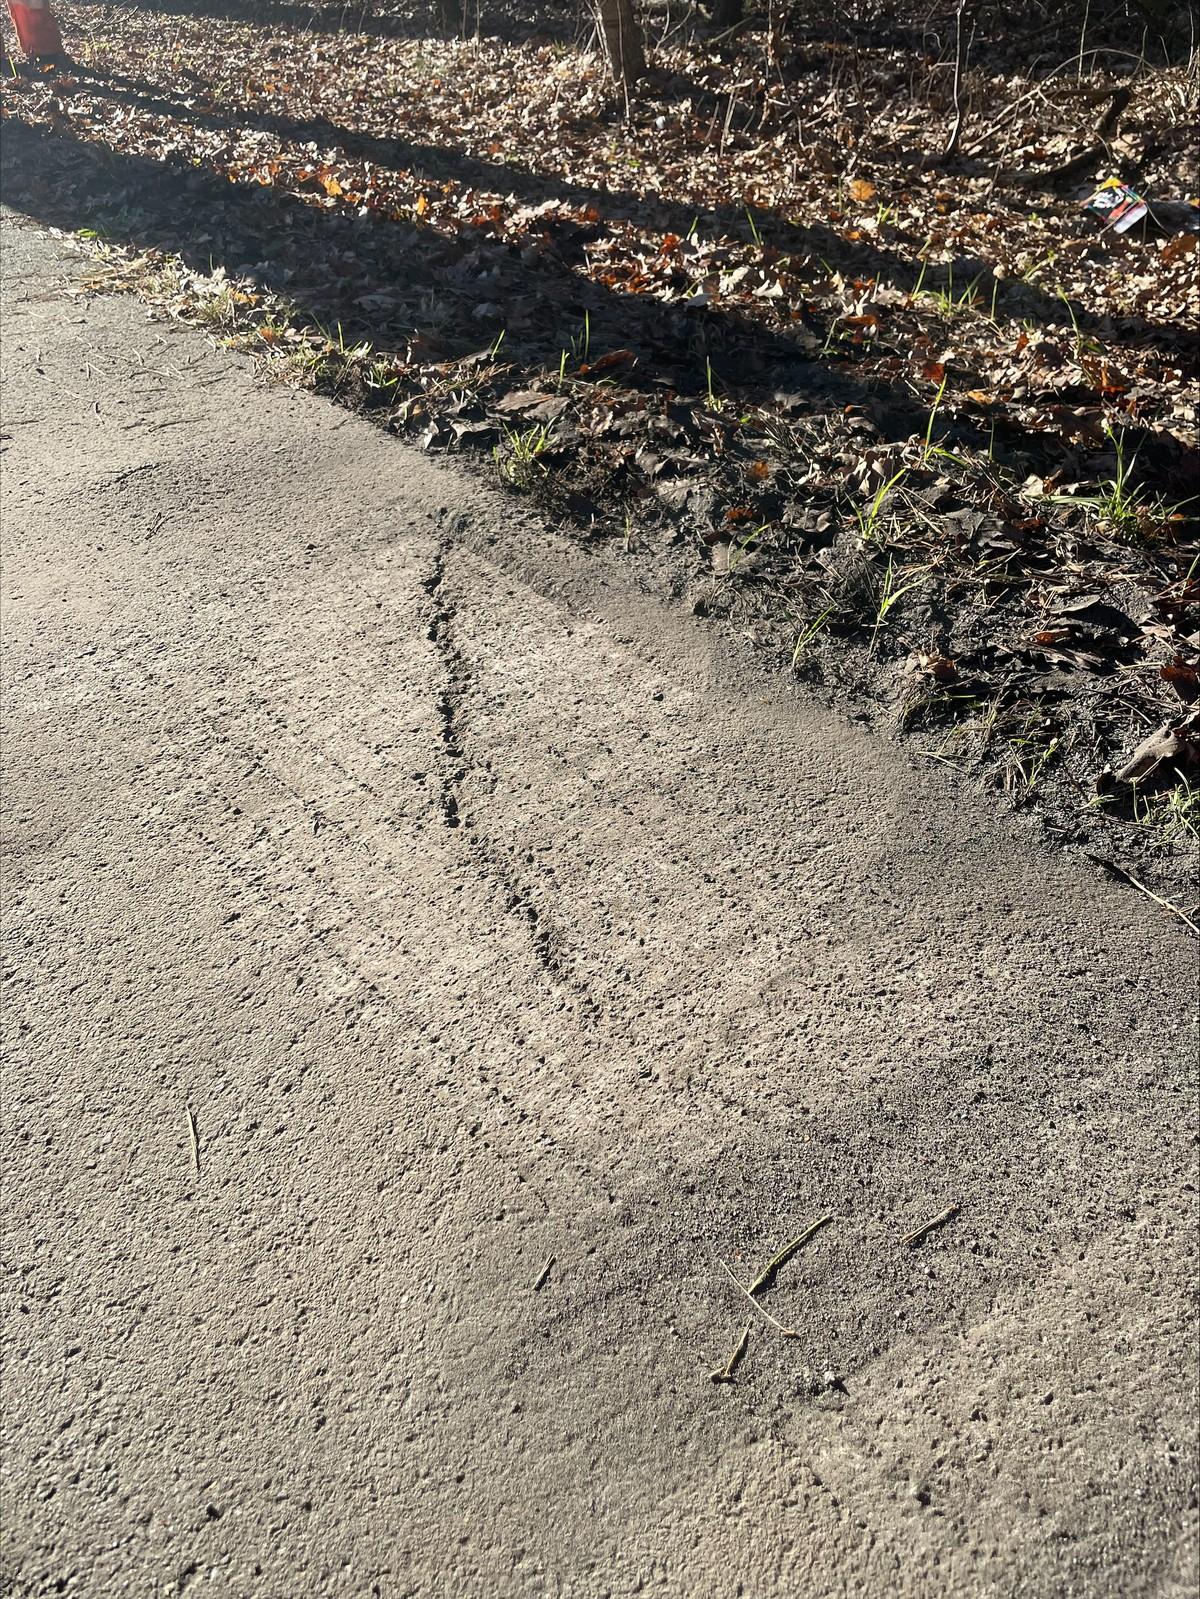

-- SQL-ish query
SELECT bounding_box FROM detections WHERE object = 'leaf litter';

[3,0,1196,911]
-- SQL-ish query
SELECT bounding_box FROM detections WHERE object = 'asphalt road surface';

[2,217,1197,1599]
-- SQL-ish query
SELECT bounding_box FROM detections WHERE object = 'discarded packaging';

[1085,178,1148,235]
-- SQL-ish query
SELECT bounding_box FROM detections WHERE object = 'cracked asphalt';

[2,217,1197,1599]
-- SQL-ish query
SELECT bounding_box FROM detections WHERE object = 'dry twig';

[748,1215,832,1295]
[721,1260,801,1338]
[940,0,970,160]
[902,1204,959,1247]
[709,1324,750,1383]
[1085,853,1200,937]
[185,1106,200,1179]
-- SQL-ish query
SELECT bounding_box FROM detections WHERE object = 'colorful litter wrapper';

[1086,178,1148,234]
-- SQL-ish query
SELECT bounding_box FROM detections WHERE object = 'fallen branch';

[964,54,1133,157]
[707,15,760,48]
[1009,86,1130,188]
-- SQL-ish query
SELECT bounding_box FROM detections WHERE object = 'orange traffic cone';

[7,0,65,60]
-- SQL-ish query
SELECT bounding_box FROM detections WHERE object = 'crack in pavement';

[3,214,1196,1599]
[421,529,468,834]
[422,525,603,1023]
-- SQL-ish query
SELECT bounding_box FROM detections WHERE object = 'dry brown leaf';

[1160,232,1197,266]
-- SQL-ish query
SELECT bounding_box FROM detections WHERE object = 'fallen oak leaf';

[494,390,569,422]
[577,348,636,376]
[1079,355,1128,396]
[914,651,957,681]
[1114,715,1199,785]
[1160,660,1200,701]
[1160,231,1198,266]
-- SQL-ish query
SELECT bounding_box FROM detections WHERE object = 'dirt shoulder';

[2,212,1199,1599]
[2,0,1197,907]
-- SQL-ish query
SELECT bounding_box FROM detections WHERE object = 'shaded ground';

[2,0,1197,903]
[3,215,1198,1599]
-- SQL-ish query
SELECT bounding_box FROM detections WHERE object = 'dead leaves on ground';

[4,0,1198,882]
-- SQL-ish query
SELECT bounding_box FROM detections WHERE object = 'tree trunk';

[595,0,644,87]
